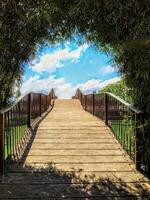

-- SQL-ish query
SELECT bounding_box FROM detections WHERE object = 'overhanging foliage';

[0,0,150,113]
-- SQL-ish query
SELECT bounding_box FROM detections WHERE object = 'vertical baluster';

[135,113,142,171]
[130,111,133,156]
[15,106,17,152]
[124,104,126,151]
[85,95,87,111]
[33,94,36,119]
[50,92,52,105]
[103,94,105,120]
[39,94,41,116]
[27,94,31,127]
[92,93,95,115]
[118,101,121,142]
[17,104,20,149]
[8,111,12,157]
[117,101,120,141]
[126,110,129,154]
[10,109,14,156]
[4,114,7,159]
[0,113,4,173]
[15,105,18,150]
[121,105,124,146]
[18,103,21,145]
[45,95,47,111]
[122,106,126,149]
[34,94,36,118]
[44,96,47,111]
[6,113,10,157]
[37,94,38,116]
[105,93,108,125]
[14,106,17,152]
[12,107,15,155]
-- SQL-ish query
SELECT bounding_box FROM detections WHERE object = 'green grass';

[110,119,136,159]
[4,116,27,160]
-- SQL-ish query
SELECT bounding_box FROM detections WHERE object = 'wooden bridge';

[0,89,150,199]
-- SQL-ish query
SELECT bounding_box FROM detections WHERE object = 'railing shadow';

[16,104,54,164]
[4,103,54,171]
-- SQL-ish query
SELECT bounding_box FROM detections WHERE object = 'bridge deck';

[0,99,150,199]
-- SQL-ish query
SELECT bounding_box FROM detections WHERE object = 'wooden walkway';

[0,99,150,199]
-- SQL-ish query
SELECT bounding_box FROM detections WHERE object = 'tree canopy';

[100,80,133,103]
[0,0,73,107]
[0,0,150,114]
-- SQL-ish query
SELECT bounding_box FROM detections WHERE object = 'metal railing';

[0,89,56,173]
[73,89,149,177]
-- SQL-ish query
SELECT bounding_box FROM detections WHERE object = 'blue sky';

[21,41,120,98]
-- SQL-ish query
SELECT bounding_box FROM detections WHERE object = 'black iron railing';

[73,89,149,177]
[0,89,56,173]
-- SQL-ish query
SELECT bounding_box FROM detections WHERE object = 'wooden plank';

[24,155,131,163]
[25,149,124,156]
[33,134,113,138]
[30,143,120,149]
[36,130,112,134]
[32,138,115,143]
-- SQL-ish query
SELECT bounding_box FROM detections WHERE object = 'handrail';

[73,88,149,177]
[0,93,29,114]
[0,88,56,173]
[0,89,56,114]
[73,88,143,114]
[105,92,143,114]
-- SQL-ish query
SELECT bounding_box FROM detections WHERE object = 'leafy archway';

[1,0,150,115]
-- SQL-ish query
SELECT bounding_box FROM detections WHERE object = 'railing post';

[49,93,51,106]
[77,89,79,99]
[85,95,87,111]
[105,93,108,125]
[92,92,95,115]
[39,94,41,116]
[46,95,49,109]
[135,113,142,171]
[46,95,48,109]
[0,113,4,173]
[27,93,31,127]
[52,88,54,99]
[135,133,141,171]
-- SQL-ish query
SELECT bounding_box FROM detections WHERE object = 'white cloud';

[77,79,102,94]
[98,77,121,89]
[31,43,89,73]
[76,77,121,94]
[21,75,121,99]
[20,75,76,99]
[100,65,117,74]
